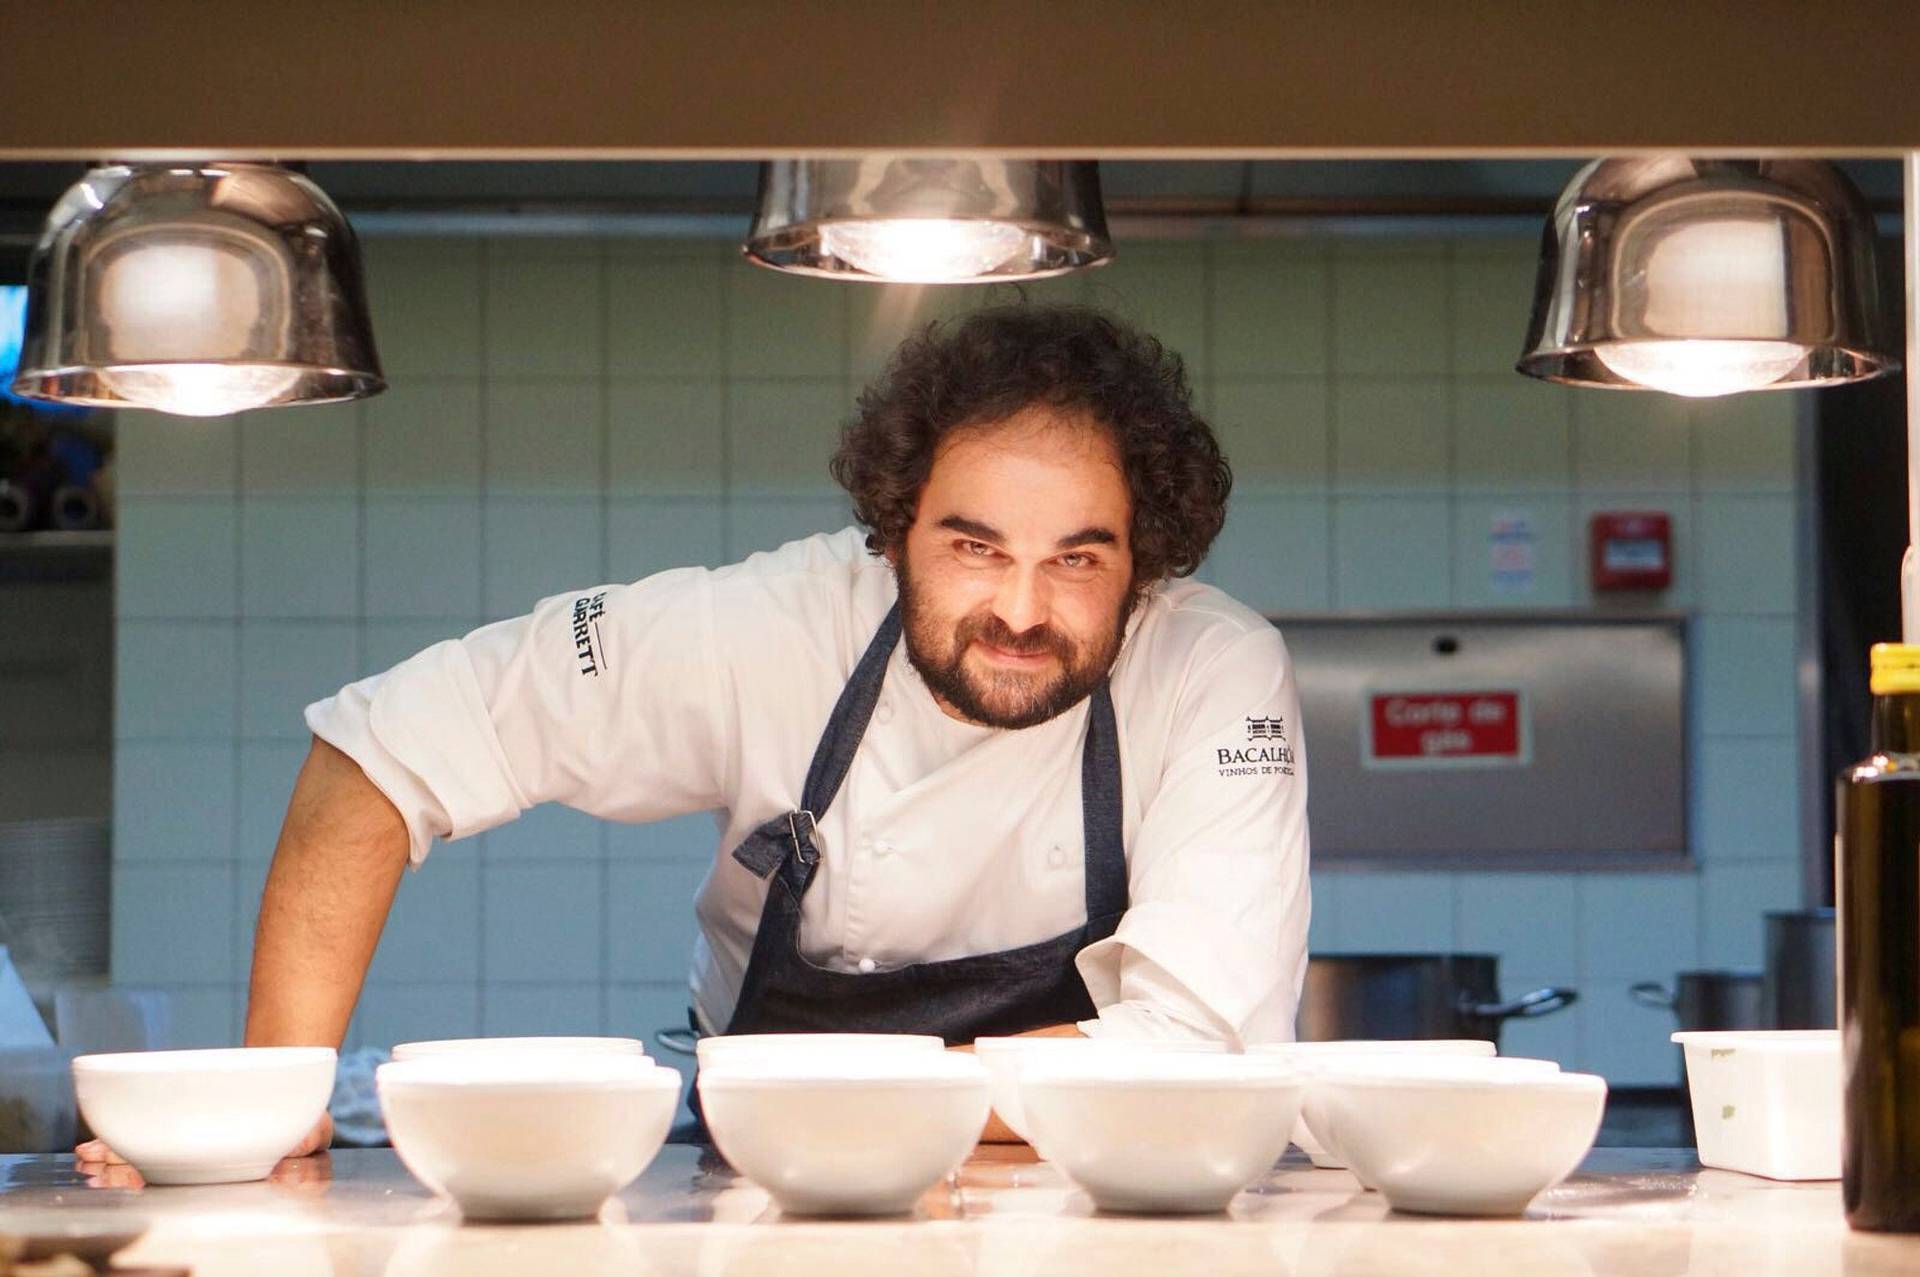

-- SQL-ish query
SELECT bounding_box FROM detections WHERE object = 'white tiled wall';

[109,234,1807,1084]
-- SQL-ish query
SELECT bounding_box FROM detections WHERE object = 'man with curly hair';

[89,303,1309,1159]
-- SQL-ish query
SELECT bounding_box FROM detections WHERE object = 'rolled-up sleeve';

[305,568,731,864]
[1075,623,1310,1047]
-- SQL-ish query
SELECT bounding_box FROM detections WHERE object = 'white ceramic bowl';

[697,1052,990,1215]
[1019,1054,1305,1213]
[377,1054,680,1220]
[1318,1070,1607,1216]
[1300,1056,1562,1186]
[694,1031,944,1072]
[1248,1039,1497,1166]
[390,1035,648,1062]
[973,1035,1228,1147]
[70,1046,336,1185]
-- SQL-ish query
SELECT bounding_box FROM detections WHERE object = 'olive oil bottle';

[1838,643,1920,1232]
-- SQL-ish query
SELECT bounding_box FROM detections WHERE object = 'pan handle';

[1467,986,1579,1020]
[654,1027,700,1057]
[1628,981,1676,1010]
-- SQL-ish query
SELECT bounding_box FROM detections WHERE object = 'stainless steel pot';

[1630,969,1767,1030]
[1763,909,1835,1030]
[1296,954,1577,1046]
[1632,969,1770,1140]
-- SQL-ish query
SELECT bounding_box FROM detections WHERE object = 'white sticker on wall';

[1490,512,1535,594]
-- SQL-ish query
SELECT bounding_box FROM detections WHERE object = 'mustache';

[956,612,1074,660]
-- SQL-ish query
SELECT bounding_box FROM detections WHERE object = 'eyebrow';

[936,514,1119,551]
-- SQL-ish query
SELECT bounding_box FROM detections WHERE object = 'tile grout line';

[475,237,492,1028]
[1443,240,1460,610]
[1322,247,1338,610]
[347,394,371,1051]
[719,251,735,564]
[598,236,614,1031]
[229,410,245,1038]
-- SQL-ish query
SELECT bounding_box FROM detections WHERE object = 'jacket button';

[1048,844,1069,868]
[857,957,878,974]
[875,699,895,724]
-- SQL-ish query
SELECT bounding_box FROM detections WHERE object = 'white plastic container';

[1672,1029,1840,1181]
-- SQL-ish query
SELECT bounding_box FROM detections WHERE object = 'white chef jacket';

[306,528,1311,1046]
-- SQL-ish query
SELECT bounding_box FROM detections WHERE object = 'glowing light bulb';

[100,364,304,416]
[818,219,1029,283]
[1594,339,1808,397]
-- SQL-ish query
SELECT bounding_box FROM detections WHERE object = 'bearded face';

[897,551,1130,729]
[893,411,1136,730]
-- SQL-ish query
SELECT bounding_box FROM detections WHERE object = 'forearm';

[244,736,411,1049]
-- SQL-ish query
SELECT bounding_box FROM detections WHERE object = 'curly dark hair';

[830,304,1232,591]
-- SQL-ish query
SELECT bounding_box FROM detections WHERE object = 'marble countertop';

[2,1145,1918,1276]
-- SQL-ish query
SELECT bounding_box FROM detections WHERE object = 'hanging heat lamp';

[10,161,384,416]
[744,158,1114,284]
[1517,158,1895,397]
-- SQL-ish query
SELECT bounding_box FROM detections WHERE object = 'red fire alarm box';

[1590,511,1672,591]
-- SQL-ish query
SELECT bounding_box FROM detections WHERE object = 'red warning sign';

[1365,691,1528,768]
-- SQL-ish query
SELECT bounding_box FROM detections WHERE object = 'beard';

[896,556,1131,730]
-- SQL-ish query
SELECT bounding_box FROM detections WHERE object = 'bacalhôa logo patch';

[1216,714,1295,778]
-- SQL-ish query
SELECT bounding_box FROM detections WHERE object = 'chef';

[81,302,1310,1163]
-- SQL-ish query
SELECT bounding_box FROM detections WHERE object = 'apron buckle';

[787,810,819,865]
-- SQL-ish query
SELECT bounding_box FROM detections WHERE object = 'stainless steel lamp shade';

[744,159,1113,283]
[1518,158,1894,396]
[11,163,384,416]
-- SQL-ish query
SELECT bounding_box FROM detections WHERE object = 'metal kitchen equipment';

[1633,969,1769,1123]
[1764,909,1836,1031]
[1517,158,1893,395]
[744,158,1113,283]
[1295,954,1577,1047]
[11,162,384,415]
[1272,613,1686,865]
[0,819,108,992]
[1631,970,1768,1031]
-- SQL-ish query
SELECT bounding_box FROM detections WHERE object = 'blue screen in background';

[0,284,91,416]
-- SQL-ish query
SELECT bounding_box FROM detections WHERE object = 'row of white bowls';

[70,1031,1608,1220]
[69,1035,680,1217]
[694,1032,1605,1217]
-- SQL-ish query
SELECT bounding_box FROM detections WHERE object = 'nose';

[991,564,1050,637]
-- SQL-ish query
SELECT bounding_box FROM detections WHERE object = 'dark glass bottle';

[1838,643,1920,1232]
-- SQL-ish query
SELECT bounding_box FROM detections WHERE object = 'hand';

[977,1111,1027,1144]
[268,1149,335,1194]
[76,1110,334,1165]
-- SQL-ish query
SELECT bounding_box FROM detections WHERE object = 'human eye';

[958,539,998,559]
[1054,551,1099,573]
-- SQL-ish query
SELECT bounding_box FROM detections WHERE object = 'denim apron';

[722,603,1129,1041]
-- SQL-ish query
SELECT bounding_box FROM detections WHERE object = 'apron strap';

[798,604,903,816]
[731,809,819,880]
[730,605,900,879]
[1080,681,1128,922]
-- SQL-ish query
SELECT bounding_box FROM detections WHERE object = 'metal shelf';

[0,530,113,582]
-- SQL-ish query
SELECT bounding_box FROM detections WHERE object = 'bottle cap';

[1870,643,1920,694]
